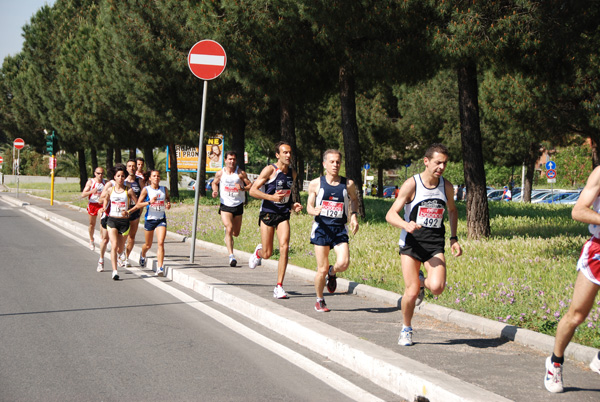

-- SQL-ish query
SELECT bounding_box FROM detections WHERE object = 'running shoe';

[249,244,262,269]
[139,255,147,268]
[326,265,337,294]
[544,356,564,393]
[398,327,413,346]
[112,270,119,281]
[273,285,289,299]
[314,299,330,312]
[117,253,125,268]
[590,353,600,375]
[89,242,95,251]
[415,270,425,306]
[156,267,165,277]
[229,255,237,267]
[97,260,104,272]
[125,259,131,268]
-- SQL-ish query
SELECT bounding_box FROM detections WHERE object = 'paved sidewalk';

[1,191,599,401]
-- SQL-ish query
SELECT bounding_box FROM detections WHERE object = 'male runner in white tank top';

[212,151,252,267]
[386,143,462,346]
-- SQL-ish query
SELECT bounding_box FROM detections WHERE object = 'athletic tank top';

[108,186,128,218]
[399,174,447,247]
[219,167,245,207]
[315,176,349,227]
[145,186,167,220]
[125,177,143,206]
[259,164,293,214]
[589,196,600,238]
[88,179,105,204]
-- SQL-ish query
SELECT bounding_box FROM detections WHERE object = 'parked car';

[487,189,504,201]
[383,186,396,198]
[553,192,581,205]
[187,178,214,191]
[538,192,578,204]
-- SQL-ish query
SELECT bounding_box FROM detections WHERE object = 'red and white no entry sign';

[14,138,25,150]
[188,40,227,80]
[0,156,3,163]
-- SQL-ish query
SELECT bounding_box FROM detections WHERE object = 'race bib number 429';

[416,206,444,228]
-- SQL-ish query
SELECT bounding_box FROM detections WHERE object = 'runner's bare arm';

[164,188,171,210]
[238,170,252,191]
[306,178,321,216]
[80,180,93,198]
[249,165,277,201]
[573,165,600,225]
[212,170,222,198]
[445,179,462,257]
[347,179,359,235]
[129,187,148,214]
[385,177,421,233]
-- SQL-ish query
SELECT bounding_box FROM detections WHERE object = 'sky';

[0,0,56,62]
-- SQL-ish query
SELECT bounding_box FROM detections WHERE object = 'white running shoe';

[156,267,165,277]
[229,255,237,267]
[249,244,262,269]
[117,253,125,268]
[590,353,600,375]
[97,260,104,272]
[544,356,564,393]
[415,270,425,306]
[398,327,413,346]
[273,285,289,299]
[89,242,95,251]
[112,270,119,281]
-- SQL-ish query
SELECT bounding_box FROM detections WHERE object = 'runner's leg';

[400,254,422,327]
[220,211,235,256]
[275,220,291,285]
[314,245,331,299]
[424,253,447,295]
[155,226,167,268]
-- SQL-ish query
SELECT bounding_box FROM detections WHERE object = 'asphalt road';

[0,205,395,401]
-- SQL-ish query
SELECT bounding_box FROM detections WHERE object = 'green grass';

[6,182,600,348]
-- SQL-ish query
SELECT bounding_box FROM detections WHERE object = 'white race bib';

[320,200,344,218]
[150,200,165,212]
[275,189,291,204]
[416,206,444,228]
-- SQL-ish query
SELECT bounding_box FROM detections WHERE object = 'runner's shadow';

[563,386,600,393]
[419,337,510,349]
[331,306,400,313]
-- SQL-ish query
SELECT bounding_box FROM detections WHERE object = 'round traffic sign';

[0,156,3,163]
[14,138,25,150]
[546,169,557,179]
[188,40,227,80]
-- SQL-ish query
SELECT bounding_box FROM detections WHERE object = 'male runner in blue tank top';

[249,141,303,299]
[386,143,462,346]
[307,149,359,312]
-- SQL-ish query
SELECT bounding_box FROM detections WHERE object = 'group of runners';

[82,142,600,394]
[82,158,170,280]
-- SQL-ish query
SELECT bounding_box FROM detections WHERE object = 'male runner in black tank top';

[386,143,462,346]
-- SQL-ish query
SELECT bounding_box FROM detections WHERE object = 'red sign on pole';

[14,138,25,150]
[187,40,227,80]
[546,169,557,179]
[0,156,3,164]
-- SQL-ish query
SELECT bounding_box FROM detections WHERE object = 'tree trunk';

[143,146,155,170]
[114,148,122,164]
[78,148,87,191]
[339,64,365,217]
[377,167,384,197]
[91,146,98,171]
[280,97,301,204]
[523,142,542,203]
[106,147,114,170]
[589,130,600,168]
[457,61,490,239]
[167,140,179,198]
[231,109,247,171]
[129,148,136,161]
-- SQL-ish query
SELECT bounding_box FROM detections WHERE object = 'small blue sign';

[364,163,371,170]
[545,161,556,170]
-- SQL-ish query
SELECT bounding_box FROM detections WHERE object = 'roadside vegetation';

[6,182,598,349]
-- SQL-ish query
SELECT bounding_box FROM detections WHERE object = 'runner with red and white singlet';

[386,143,462,347]
[81,167,106,252]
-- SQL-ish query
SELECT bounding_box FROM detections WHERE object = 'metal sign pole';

[190,80,208,263]
[16,149,20,198]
